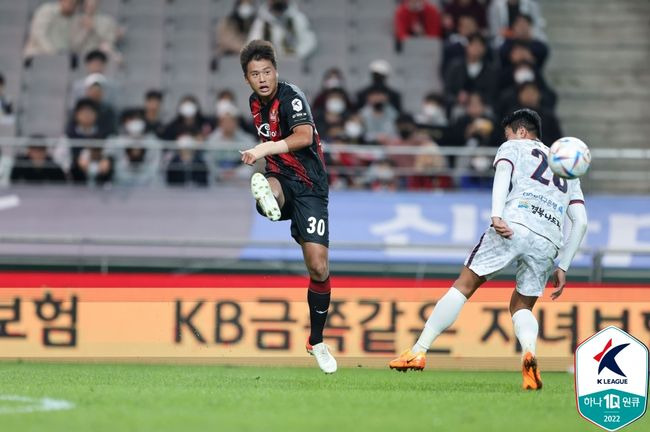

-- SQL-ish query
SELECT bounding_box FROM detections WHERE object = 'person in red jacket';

[394,0,442,50]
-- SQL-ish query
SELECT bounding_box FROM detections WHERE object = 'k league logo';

[575,326,649,431]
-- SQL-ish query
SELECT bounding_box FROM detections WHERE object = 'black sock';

[308,278,331,345]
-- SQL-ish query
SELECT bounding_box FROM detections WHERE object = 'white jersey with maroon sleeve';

[493,139,585,248]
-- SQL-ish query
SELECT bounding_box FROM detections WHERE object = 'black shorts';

[267,174,329,247]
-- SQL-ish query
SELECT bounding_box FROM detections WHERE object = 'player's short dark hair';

[240,40,277,74]
[145,89,163,101]
[84,49,108,64]
[501,108,542,139]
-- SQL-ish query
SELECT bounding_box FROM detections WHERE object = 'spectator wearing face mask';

[106,109,162,187]
[215,0,257,63]
[415,92,450,146]
[444,32,498,110]
[442,14,480,75]
[142,89,165,137]
[510,81,562,144]
[247,0,317,59]
[311,68,352,114]
[499,14,548,70]
[356,60,402,112]
[162,96,215,141]
[82,73,118,136]
[394,0,442,51]
[497,60,556,116]
[206,100,256,182]
[11,136,67,184]
[314,88,349,142]
[166,134,209,187]
[359,88,399,144]
[213,89,256,136]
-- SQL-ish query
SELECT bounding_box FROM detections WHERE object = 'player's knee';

[307,260,329,282]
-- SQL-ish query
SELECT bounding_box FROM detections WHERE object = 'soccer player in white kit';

[389,109,589,390]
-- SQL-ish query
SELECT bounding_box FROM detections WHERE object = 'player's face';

[245,59,278,100]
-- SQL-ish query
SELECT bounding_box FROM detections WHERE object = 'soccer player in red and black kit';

[239,40,336,374]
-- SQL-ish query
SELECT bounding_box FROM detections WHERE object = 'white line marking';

[0,395,74,414]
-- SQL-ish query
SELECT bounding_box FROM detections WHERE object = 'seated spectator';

[0,73,14,117]
[66,98,113,184]
[488,0,545,48]
[165,134,209,187]
[311,68,352,114]
[442,0,487,34]
[142,89,165,137]
[359,88,399,143]
[247,0,317,59]
[497,60,556,116]
[11,137,66,184]
[342,113,366,145]
[448,92,498,188]
[213,89,256,136]
[510,82,563,144]
[75,0,122,61]
[215,0,257,63]
[444,33,498,110]
[206,100,256,182]
[83,73,118,136]
[414,92,450,146]
[24,0,79,58]
[69,49,118,110]
[442,14,479,75]
[362,159,398,191]
[499,14,548,70]
[394,0,442,51]
[356,60,402,112]
[314,88,349,141]
[162,96,215,141]
[106,109,162,187]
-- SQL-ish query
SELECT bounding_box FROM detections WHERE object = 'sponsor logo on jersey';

[257,123,276,138]
[291,98,303,112]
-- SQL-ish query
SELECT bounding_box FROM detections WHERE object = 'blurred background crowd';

[0,0,565,190]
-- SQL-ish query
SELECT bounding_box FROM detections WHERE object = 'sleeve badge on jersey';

[291,98,303,112]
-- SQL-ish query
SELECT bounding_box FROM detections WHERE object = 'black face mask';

[372,101,385,113]
[271,1,288,13]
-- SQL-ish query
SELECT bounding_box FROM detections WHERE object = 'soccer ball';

[548,137,591,179]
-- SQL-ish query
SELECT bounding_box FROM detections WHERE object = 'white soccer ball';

[548,137,591,179]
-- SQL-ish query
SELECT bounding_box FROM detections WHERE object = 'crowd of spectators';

[1,0,561,191]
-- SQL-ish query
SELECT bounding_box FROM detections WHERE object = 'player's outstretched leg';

[303,242,336,374]
[250,173,281,221]
[389,266,481,372]
[511,292,542,390]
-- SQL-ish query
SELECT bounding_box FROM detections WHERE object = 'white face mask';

[326,98,345,114]
[422,104,444,119]
[514,68,535,84]
[177,136,196,149]
[344,121,363,139]
[467,62,482,78]
[179,102,198,118]
[125,119,145,136]
[237,3,255,19]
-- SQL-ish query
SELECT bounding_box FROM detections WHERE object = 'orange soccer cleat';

[522,352,543,390]
[388,349,426,372]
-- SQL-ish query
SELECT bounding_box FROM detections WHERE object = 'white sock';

[412,287,467,353]
[512,308,538,356]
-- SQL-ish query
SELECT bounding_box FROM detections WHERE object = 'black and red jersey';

[249,81,328,195]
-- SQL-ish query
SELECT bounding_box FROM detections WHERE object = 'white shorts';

[464,222,559,297]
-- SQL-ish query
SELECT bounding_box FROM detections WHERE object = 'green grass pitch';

[1,362,647,432]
